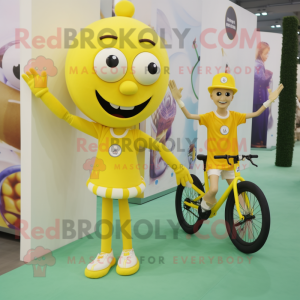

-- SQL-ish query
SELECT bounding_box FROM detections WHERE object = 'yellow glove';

[174,165,193,187]
[22,68,49,98]
[22,68,69,119]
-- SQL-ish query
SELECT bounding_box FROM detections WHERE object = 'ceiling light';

[255,13,261,16]
[271,25,275,28]
[262,12,268,16]
[276,25,281,28]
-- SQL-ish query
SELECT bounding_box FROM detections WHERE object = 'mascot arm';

[137,130,193,186]
[40,92,98,138]
[22,68,98,138]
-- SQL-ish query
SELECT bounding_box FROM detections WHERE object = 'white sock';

[201,199,212,211]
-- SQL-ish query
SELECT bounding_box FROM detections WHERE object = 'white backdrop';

[143,0,202,197]
[21,0,100,261]
[195,0,257,180]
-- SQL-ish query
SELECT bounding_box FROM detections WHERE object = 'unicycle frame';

[183,159,252,221]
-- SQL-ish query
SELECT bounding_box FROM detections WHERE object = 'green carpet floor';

[1,143,299,299]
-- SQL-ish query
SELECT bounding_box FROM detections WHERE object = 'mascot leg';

[100,197,113,253]
[116,199,140,276]
[85,198,116,279]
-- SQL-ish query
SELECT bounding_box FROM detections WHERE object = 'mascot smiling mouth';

[96,91,151,119]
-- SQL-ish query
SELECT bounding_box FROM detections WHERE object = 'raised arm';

[22,68,98,138]
[246,84,284,120]
[168,80,200,120]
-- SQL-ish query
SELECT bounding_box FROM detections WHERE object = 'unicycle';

[175,154,270,254]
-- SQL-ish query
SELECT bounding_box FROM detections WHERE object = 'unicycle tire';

[225,181,270,254]
[175,174,205,234]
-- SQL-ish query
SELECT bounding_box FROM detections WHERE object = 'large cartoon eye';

[94,48,127,82]
[2,45,20,90]
[225,92,231,97]
[132,52,161,85]
[216,92,222,96]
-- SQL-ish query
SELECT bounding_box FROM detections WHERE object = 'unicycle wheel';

[175,174,204,234]
[225,181,270,254]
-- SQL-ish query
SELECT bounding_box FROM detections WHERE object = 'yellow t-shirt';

[90,126,142,189]
[199,111,246,171]
[86,125,147,199]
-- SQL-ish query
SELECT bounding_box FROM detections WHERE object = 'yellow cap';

[208,73,238,94]
[115,1,135,18]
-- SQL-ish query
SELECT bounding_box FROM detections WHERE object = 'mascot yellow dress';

[22,0,193,278]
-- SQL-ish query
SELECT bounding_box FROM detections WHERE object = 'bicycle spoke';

[247,221,255,241]
[250,224,257,241]
[252,218,262,224]
[232,189,263,244]
[251,220,261,234]
[181,185,201,226]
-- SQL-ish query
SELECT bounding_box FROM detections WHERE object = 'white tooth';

[110,103,119,109]
[120,106,134,110]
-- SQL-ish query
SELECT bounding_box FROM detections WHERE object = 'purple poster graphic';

[251,42,273,148]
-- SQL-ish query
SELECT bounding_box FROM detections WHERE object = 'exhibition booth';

[0,0,298,297]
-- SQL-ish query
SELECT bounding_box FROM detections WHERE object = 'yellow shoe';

[85,250,116,279]
[116,249,140,276]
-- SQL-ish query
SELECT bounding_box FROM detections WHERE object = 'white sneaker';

[85,250,116,278]
[116,249,140,276]
[201,199,213,211]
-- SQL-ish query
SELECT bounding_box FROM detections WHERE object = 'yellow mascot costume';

[22,0,193,278]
